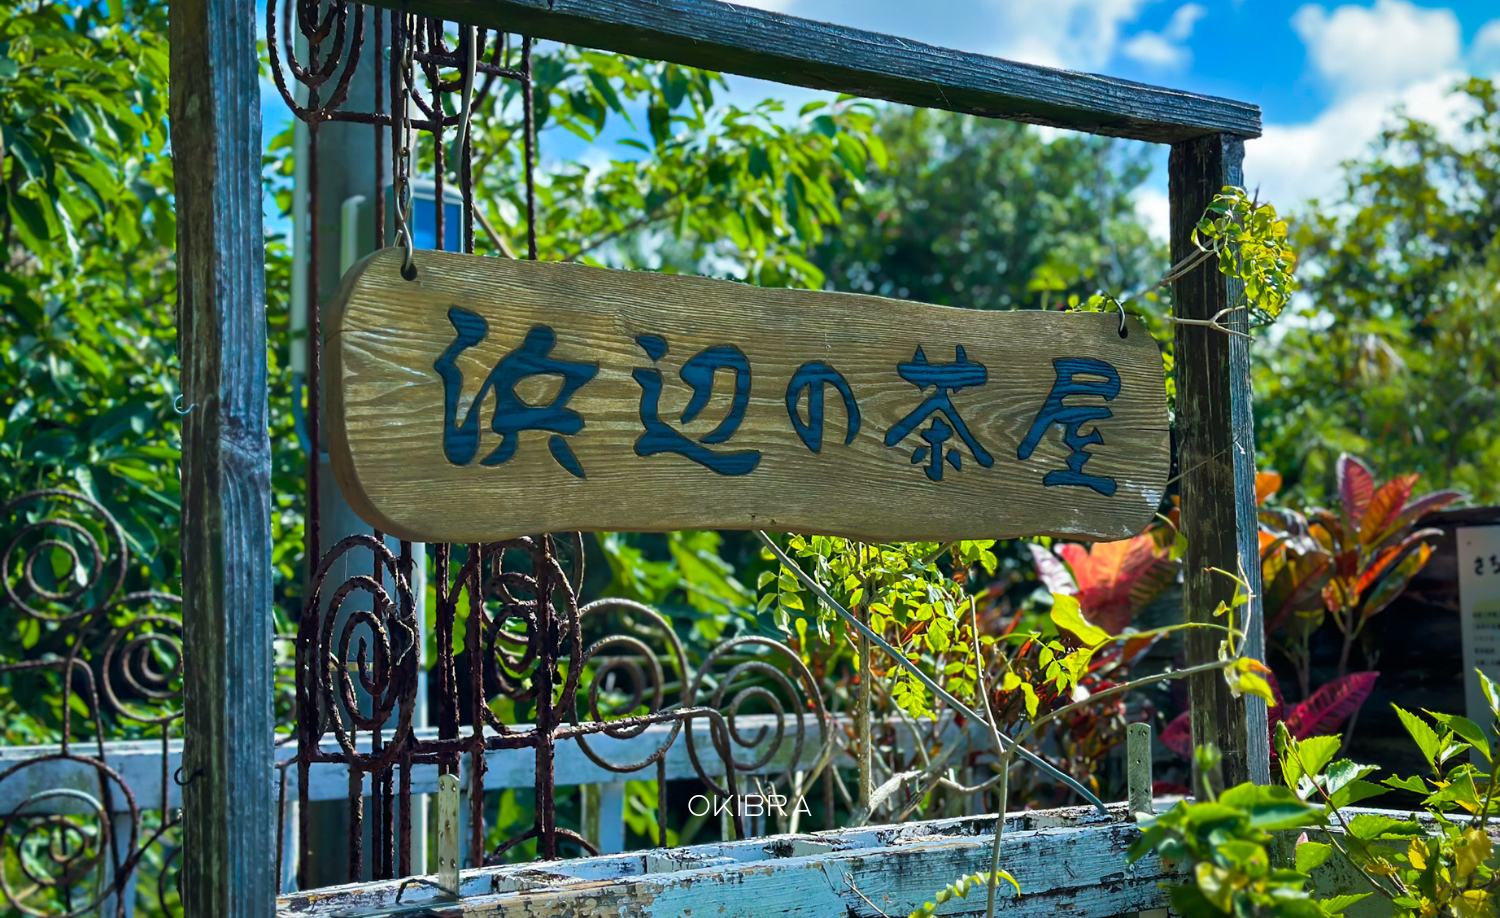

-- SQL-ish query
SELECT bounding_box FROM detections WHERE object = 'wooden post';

[1126,723,1153,820]
[170,0,277,913]
[437,773,460,895]
[1170,133,1271,788]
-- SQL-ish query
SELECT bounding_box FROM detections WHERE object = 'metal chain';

[392,10,417,278]
[459,24,477,255]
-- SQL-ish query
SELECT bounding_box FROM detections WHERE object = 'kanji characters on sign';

[434,321,1121,497]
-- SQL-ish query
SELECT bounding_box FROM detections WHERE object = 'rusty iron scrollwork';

[0,490,184,917]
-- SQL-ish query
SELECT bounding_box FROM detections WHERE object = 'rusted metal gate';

[162,0,1270,915]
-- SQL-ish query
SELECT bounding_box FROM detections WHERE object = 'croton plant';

[1151,454,1462,756]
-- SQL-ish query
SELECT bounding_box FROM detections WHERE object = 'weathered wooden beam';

[170,0,277,912]
[278,805,1176,918]
[1170,134,1271,787]
[368,0,1259,143]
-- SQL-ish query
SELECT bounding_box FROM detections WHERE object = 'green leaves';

[1129,778,1340,918]
[1,2,183,591]
[1296,840,1333,873]
[908,871,1018,918]
[1394,705,1444,773]
[1255,80,1500,509]
[757,535,996,718]
[1427,711,1491,762]
[463,47,882,290]
[1146,669,1500,918]
[1219,783,1327,831]
[1049,593,1107,648]
[1278,731,1336,794]
[1193,186,1298,326]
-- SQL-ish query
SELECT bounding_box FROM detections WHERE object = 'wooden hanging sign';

[325,249,1170,544]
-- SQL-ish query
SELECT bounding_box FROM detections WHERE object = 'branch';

[470,200,517,258]
[754,530,1111,816]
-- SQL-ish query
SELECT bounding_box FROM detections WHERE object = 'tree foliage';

[1258,79,1500,504]
[0,1,178,583]
[808,107,1163,310]
[453,45,884,288]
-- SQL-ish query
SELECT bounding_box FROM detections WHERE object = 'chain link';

[392,10,417,279]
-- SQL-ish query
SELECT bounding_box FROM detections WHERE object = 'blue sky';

[263,0,1500,238]
[722,0,1500,235]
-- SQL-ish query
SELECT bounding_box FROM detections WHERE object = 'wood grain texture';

[1171,134,1270,787]
[370,0,1260,143]
[170,0,277,912]
[325,250,1170,544]
[280,806,1180,918]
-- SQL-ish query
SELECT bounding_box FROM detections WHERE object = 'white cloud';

[986,0,1149,70]
[1291,0,1460,95]
[730,0,1149,72]
[1246,74,1475,207]
[1121,3,1206,70]
[1474,19,1500,75]
[1133,187,1171,243]
[1246,0,1485,209]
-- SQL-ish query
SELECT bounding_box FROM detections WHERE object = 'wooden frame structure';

[169,0,1267,913]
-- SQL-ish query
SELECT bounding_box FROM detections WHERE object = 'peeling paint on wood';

[279,805,1180,918]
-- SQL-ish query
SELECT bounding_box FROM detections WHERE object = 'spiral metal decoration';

[571,599,692,774]
[0,489,181,918]
[2,491,127,624]
[685,637,833,802]
[8,0,865,905]
[299,534,419,773]
[98,594,184,727]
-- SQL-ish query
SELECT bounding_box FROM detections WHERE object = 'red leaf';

[1386,489,1466,537]
[1336,454,1375,527]
[1056,535,1179,634]
[1356,528,1441,598]
[1283,672,1379,739]
[1161,712,1192,758]
[1359,474,1418,548]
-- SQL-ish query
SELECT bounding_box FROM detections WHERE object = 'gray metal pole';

[295,15,430,884]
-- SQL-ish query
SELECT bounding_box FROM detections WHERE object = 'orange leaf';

[1361,543,1434,619]
[1265,549,1331,633]
[1359,474,1417,548]
[1256,471,1283,507]
[1357,529,1441,601]
[1056,535,1179,634]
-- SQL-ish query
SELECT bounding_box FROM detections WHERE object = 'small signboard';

[1460,526,1500,725]
[326,249,1170,544]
